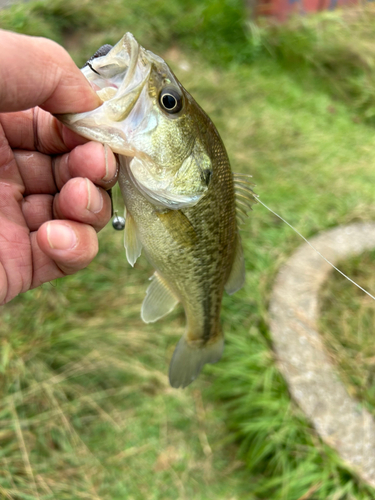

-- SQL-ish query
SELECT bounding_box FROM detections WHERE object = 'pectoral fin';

[141,272,179,323]
[225,234,245,295]
[157,210,198,248]
[124,210,142,267]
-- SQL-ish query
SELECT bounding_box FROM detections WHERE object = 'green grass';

[2,1,375,498]
[320,251,375,415]
[0,227,250,500]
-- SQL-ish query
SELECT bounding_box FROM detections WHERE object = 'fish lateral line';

[254,196,375,302]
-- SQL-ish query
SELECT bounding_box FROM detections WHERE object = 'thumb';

[0,30,101,114]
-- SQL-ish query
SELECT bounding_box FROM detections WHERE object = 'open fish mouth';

[82,34,139,93]
[81,33,150,118]
[56,33,155,153]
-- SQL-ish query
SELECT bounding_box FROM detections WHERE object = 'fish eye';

[159,86,183,114]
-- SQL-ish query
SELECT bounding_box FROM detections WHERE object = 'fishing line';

[255,196,375,302]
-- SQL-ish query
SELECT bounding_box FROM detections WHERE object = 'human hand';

[0,30,118,305]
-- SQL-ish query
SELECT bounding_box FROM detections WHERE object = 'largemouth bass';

[58,33,254,388]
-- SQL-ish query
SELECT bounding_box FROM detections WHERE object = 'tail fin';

[168,334,224,389]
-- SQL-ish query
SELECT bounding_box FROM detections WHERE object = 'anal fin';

[124,210,142,267]
[225,233,245,295]
[141,272,179,323]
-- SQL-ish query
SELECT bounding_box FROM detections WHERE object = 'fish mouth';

[56,33,154,153]
[81,33,151,122]
[83,33,139,94]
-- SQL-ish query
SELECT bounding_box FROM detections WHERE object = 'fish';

[57,33,254,388]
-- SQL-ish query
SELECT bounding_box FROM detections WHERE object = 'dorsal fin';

[233,173,257,225]
[141,272,179,323]
[225,233,246,295]
[124,210,142,267]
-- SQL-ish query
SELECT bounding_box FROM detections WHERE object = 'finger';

[0,108,91,155]
[22,194,54,231]
[0,261,8,305]
[0,139,26,227]
[0,30,100,114]
[33,220,98,286]
[53,178,111,232]
[0,216,31,304]
[14,150,57,196]
[0,121,24,188]
[13,142,117,198]
[53,142,118,190]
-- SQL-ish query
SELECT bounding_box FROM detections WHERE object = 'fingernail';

[47,223,77,250]
[102,144,116,182]
[86,179,103,213]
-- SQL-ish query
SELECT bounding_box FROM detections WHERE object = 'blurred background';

[1,0,375,498]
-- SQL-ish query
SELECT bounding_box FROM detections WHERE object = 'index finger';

[0,30,101,114]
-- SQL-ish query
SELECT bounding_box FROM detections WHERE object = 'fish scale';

[58,33,250,388]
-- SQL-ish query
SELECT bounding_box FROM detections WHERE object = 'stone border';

[269,222,375,487]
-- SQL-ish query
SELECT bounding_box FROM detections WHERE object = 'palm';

[0,107,117,304]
